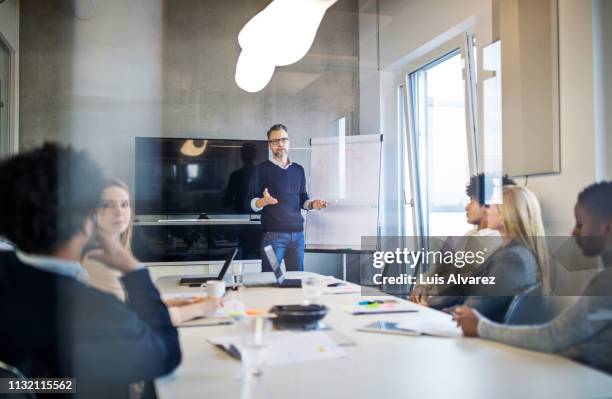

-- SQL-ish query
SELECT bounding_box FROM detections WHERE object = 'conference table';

[155,272,612,399]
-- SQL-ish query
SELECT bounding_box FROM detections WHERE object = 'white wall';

[361,0,605,239]
[0,0,19,153]
[359,0,492,239]
[378,0,492,70]
[527,0,597,235]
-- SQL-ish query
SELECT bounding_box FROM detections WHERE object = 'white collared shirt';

[17,251,90,283]
[269,157,293,170]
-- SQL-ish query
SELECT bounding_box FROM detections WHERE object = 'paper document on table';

[340,299,419,315]
[396,315,462,338]
[208,331,346,366]
[323,284,361,295]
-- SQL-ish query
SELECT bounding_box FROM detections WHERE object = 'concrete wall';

[19,0,358,184]
[19,0,359,277]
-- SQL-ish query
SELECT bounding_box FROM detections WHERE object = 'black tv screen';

[135,137,268,215]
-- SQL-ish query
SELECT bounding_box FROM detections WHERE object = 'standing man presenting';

[248,124,327,272]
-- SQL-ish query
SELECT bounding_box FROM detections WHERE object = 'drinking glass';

[302,275,322,305]
[232,261,245,287]
[236,316,270,378]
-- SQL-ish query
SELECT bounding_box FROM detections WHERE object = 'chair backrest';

[0,360,37,399]
[504,283,566,325]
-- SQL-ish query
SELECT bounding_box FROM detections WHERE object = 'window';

[403,34,477,239]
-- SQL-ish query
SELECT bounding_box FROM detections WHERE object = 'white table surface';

[155,272,612,399]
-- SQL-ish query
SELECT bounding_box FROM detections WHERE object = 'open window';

[402,34,478,241]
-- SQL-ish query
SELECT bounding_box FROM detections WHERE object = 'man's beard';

[273,149,287,158]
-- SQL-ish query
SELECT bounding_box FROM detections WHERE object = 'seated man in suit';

[0,143,181,399]
[454,182,612,374]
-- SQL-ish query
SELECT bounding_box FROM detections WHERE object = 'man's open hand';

[256,188,278,208]
[311,199,327,210]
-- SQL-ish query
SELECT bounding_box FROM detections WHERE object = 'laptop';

[263,245,302,288]
[179,248,238,287]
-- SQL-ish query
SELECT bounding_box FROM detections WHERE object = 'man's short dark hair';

[465,173,516,203]
[577,181,612,219]
[0,143,105,254]
[266,123,288,139]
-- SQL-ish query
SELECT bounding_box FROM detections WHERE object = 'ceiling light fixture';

[235,0,338,93]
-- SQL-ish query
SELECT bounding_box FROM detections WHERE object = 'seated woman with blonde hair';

[82,179,222,325]
[415,185,550,322]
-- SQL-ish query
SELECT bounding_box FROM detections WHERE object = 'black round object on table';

[269,304,328,330]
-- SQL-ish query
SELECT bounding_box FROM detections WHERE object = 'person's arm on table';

[454,295,612,353]
[166,298,223,325]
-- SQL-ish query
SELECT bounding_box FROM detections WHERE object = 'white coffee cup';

[205,280,226,298]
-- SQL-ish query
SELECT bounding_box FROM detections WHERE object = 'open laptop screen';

[264,245,285,284]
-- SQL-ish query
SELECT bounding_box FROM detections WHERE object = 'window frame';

[401,33,478,240]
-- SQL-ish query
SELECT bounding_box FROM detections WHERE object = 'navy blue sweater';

[246,160,309,232]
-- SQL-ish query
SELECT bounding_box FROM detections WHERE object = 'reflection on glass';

[135,138,267,215]
[180,139,208,157]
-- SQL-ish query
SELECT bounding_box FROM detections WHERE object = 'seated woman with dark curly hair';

[415,185,550,323]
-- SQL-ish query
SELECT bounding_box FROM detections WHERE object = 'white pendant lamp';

[235,51,276,93]
[235,0,338,93]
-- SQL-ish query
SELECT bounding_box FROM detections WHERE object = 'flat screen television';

[135,137,269,215]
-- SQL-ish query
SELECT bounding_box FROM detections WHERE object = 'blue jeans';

[261,232,305,272]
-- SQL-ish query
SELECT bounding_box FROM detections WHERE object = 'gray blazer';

[428,240,541,322]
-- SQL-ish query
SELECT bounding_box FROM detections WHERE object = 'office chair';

[0,360,37,399]
[503,283,566,325]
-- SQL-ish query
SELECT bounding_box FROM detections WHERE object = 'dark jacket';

[0,251,181,399]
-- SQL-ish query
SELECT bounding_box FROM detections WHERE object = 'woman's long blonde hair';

[500,185,549,290]
[99,178,133,254]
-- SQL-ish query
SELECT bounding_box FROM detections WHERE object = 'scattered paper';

[340,300,419,315]
[208,331,346,366]
[322,284,361,295]
[396,315,462,338]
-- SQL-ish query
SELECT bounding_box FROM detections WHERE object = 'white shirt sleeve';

[251,198,263,212]
[302,199,313,210]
